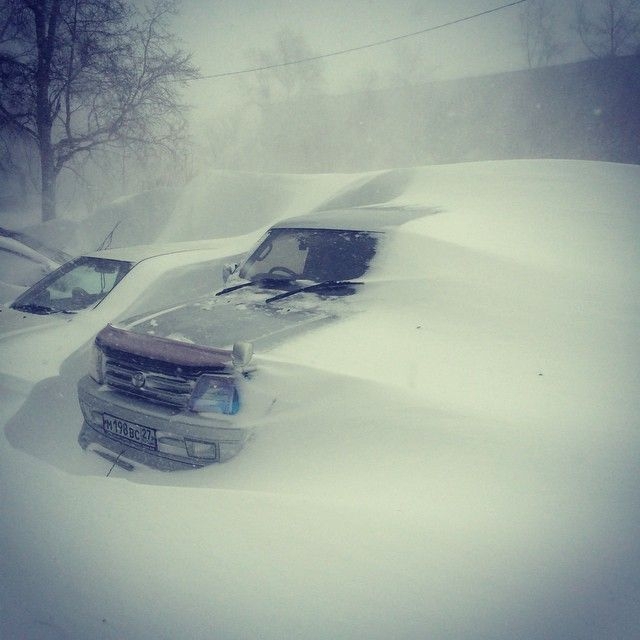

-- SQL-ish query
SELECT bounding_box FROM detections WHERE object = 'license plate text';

[103,414,157,449]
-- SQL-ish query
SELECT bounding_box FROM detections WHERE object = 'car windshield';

[11,256,133,314]
[238,228,379,284]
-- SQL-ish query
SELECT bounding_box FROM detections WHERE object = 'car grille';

[104,356,196,408]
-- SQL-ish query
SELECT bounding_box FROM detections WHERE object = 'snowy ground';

[1,160,639,639]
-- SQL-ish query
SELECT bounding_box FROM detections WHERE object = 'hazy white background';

[174,0,587,111]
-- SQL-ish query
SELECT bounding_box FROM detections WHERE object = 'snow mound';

[159,169,359,241]
[2,159,640,640]
[21,187,184,254]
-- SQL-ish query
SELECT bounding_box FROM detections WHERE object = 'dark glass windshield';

[238,228,379,284]
[11,256,133,314]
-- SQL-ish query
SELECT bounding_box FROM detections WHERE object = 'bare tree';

[520,0,566,67]
[244,28,326,105]
[574,0,640,58]
[235,29,328,171]
[0,0,198,222]
[0,125,38,202]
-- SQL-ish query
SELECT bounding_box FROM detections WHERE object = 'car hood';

[0,308,103,382]
[0,304,74,342]
[112,286,340,353]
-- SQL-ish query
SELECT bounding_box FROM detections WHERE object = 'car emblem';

[131,371,146,388]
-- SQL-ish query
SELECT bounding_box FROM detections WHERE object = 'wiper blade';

[215,281,253,296]
[216,277,294,296]
[12,303,59,315]
[266,280,364,303]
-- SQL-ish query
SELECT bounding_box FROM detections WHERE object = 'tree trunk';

[33,0,61,223]
[40,144,57,222]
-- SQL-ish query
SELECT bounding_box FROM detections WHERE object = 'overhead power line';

[199,0,528,80]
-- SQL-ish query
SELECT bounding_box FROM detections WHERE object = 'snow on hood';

[117,284,343,352]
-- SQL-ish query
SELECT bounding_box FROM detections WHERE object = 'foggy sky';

[175,0,533,112]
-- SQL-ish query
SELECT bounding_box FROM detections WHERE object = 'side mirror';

[232,341,253,368]
[222,262,238,283]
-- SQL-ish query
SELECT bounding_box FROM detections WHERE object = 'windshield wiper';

[215,281,254,296]
[265,280,364,303]
[12,303,59,315]
[216,277,295,297]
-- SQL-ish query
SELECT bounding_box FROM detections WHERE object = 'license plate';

[103,414,157,449]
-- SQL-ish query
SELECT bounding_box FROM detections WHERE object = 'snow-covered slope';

[1,160,639,640]
[16,171,367,254]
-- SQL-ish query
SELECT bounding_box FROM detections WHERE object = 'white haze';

[1,159,640,639]
[7,1,608,219]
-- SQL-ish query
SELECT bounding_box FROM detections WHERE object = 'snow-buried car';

[77,208,420,470]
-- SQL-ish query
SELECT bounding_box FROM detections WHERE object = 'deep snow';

[1,160,639,639]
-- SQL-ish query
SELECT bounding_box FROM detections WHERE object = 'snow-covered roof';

[0,225,70,264]
[81,238,237,264]
[272,206,439,232]
[0,235,61,270]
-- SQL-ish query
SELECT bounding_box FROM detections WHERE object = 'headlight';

[89,344,104,384]
[189,375,239,415]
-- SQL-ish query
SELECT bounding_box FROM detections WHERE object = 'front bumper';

[77,375,249,471]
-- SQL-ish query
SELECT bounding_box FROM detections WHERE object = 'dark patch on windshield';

[239,228,378,284]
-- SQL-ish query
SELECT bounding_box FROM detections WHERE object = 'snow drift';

[1,159,639,640]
